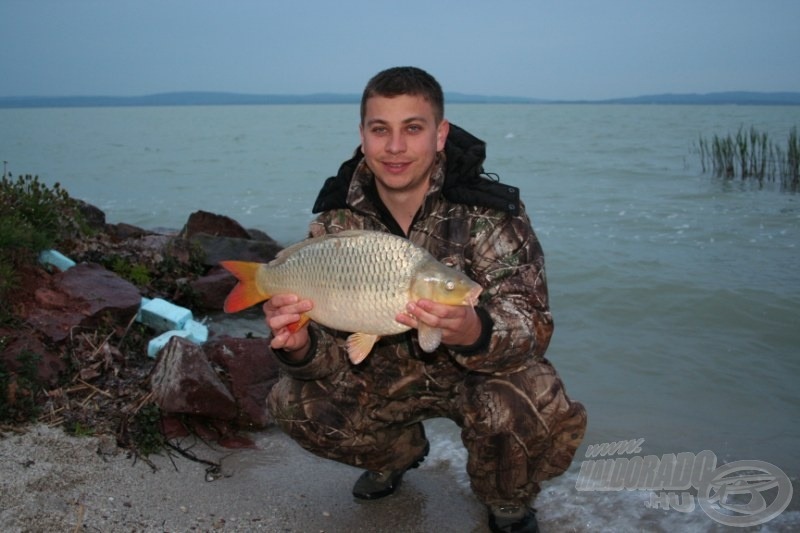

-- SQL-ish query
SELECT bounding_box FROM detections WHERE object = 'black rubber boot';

[488,506,539,533]
[352,442,430,500]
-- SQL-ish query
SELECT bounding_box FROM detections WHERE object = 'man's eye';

[407,124,422,133]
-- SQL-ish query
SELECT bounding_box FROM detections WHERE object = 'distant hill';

[0,90,798,108]
[0,92,362,108]
[593,91,800,106]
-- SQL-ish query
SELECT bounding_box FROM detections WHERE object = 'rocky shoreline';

[2,204,286,449]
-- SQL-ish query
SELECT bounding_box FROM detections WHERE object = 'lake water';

[2,104,799,531]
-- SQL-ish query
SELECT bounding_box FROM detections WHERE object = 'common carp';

[220,230,482,364]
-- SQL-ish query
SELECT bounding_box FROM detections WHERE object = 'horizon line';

[1,89,800,108]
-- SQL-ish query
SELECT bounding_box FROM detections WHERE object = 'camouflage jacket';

[275,124,553,380]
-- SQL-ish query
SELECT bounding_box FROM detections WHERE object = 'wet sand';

[0,424,490,532]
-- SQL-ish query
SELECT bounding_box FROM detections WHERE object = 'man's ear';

[437,119,450,152]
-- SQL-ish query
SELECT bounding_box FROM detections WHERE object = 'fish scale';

[270,232,419,334]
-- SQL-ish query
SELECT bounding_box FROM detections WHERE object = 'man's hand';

[264,294,314,360]
[397,299,483,348]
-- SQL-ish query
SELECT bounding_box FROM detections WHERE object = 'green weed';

[696,126,800,191]
[0,175,87,312]
[109,256,152,287]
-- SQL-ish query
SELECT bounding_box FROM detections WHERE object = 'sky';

[2,0,799,101]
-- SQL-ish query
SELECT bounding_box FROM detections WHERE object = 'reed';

[696,126,799,191]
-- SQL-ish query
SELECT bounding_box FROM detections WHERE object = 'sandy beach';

[1,424,496,532]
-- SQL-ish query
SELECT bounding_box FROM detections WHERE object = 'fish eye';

[445,280,456,291]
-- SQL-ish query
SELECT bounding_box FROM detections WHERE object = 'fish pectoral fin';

[346,332,380,365]
[417,325,443,353]
[220,260,270,313]
[286,314,311,333]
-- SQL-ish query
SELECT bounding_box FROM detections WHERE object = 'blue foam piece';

[183,319,209,343]
[38,249,76,272]
[147,330,191,358]
[137,297,193,332]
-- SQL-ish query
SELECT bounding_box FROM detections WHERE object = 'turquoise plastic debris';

[136,298,210,358]
[38,249,76,272]
[147,330,192,358]
[137,297,193,332]
[183,319,209,343]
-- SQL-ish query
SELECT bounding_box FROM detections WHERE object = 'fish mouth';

[464,285,483,307]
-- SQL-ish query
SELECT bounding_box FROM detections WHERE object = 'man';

[265,66,586,533]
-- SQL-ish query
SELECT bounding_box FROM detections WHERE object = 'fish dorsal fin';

[346,332,380,364]
[417,325,443,353]
[270,238,314,265]
[271,230,371,265]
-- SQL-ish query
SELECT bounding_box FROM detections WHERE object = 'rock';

[190,234,282,268]
[24,263,141,343]
[74,199,107,231]
[179,210,283,268]
[159,414,256,449]
[246,227,284,247]
[1,264,64,386]
[189,267,237,310]
[0,330,66,387]
[150,337,237,420]
[149,335,278,429]
[205,336,278,429]
[181,210,251,239]
[106,222,152,242]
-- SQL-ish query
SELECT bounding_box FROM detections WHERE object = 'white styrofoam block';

[38,249,76,271]
[183,319,208,344]
[137,297,193,332]
[147,330,191,358]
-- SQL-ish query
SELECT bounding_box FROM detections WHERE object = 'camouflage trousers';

[267,357,587,508]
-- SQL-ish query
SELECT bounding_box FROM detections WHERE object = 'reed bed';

[696,126,799,191]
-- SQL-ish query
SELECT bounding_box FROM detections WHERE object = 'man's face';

[359,94,449,198]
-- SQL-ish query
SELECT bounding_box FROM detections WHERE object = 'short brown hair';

[360,66,445,124]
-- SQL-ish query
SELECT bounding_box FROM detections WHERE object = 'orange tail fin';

[220,260,271,313]
[287,314,311,333]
